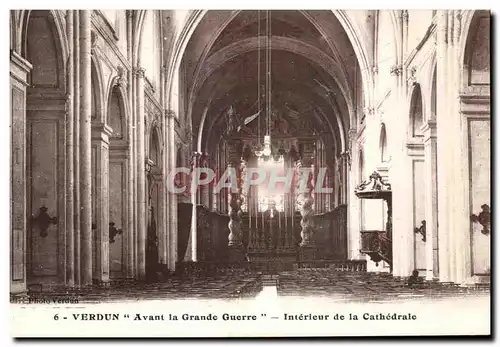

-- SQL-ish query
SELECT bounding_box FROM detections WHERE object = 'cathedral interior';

[9,10,490,301]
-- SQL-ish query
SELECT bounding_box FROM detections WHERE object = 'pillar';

[135,66,146,280]
[436,10,471,284]
[166,110,178,271]
[347,129,361,260]
[79,10,93,286]
[126,10,135,279]
[73,10,81,287]
[436,10,451,282]
[65,9,75,287]
[91,124,112,284]
[422,120,438,280]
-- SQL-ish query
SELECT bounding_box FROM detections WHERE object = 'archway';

[173,10,369,264]
[25,10,66,288]
[461,11,490,277]
[108,85,129,279]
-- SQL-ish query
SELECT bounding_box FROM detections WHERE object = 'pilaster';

[134,66,146,280]
[91,123,113,284]
[421,120,438,280]
[10,50,32,295]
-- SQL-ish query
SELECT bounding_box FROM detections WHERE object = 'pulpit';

[355,171,393,271]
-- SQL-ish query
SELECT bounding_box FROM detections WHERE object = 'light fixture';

[253,10,273,158]
[263,135,271,156]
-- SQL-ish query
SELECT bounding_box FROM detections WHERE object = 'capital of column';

[341,151,352,169]
[421,119,437,142]
[91,123,113,143]
[91,30,98,50]
[165,109,176,119]
[114,66,128,89]
[407,66,417,86]
[402,10,409,23]
[363,106,375,119]
[133,66,146,79]
[390,64,403,76]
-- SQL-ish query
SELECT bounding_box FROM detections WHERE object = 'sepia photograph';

[8,8,491,337]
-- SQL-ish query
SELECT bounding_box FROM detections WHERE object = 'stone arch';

[91,56,105,123]
[460,10,490,90]
[107,85,128,141]
[20,10,68,65]
[23,10,67,96]
[148,123,163,169]
[23,9,68,285]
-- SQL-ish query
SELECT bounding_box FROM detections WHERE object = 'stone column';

[126,11,135,279]
[73,10,81,287]
[79,10,93,286]
[436,10,471,284]
[91,124,112,284]
[422,120,438,280]
[436,10,451,282]
[449,10,471,284]
[200,153,210,207]
[64,10,75,287]
[166,110,178,271]
[135,67,146,280]
[388,62,414,278]
[346,128,360,260]
[10,50,32,295]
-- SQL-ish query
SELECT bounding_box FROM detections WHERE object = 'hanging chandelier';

[255,10,272,158]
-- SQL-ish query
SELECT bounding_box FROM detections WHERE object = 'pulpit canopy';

[354,171,391,200]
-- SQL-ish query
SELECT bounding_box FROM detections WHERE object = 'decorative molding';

[471,204,490,235]
[406,139,425,156]
[10,50,33,74]
[363,106,375,117]
[114,66,127,89]
[414,220,426,242]
[341,151,351,169]
[407,66,417,86]
[30,207,58,238]
[109,222,123,243]
[165,109,176,119]
[91,30,99,50]
[402,10,409,22]
[355,171,391,199]
[390,64,403,76]
[421,119,437,141]
[90,18,131,71]
[133,66,146,78]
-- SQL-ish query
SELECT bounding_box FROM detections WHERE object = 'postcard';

[9,9,491,337]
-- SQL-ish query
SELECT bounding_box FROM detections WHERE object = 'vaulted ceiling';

[180,10,362,152]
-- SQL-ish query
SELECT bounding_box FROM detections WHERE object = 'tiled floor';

[21,268,489,303]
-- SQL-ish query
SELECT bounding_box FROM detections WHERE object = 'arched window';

[380,124,388,163]
[108,87,124,139]
[409,85,424,137]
